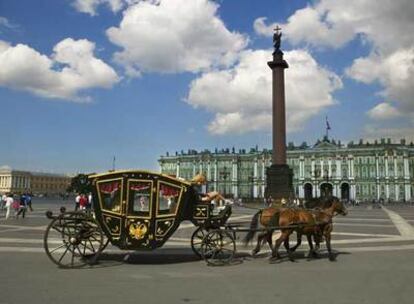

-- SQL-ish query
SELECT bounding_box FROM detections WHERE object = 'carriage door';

[96,178,124,241]
[124,179,156,249]
[154,181,183,246]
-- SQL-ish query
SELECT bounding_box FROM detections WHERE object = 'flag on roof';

[326,116,331,130]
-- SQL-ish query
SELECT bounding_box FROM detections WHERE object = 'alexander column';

[266,26,293,202]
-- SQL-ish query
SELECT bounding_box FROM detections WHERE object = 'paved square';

[1,200,414,304]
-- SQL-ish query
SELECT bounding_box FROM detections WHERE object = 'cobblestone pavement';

[1,201,414,255]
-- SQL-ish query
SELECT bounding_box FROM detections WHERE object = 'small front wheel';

[201,229,236,266]
[191,226,209,258]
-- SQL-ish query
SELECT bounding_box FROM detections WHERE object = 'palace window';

[370,166,376,177]
[362,167,367,178]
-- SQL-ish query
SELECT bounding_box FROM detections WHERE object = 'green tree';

[67,174,93,194]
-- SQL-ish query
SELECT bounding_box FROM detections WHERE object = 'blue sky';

[1,0,413,174]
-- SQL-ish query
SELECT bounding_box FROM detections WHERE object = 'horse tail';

[243,210,262,246]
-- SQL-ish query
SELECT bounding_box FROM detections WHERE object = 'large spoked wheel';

[44,212,104,268]
[191,227,209,258]
[201,229,236,266]
[100,237,110,253]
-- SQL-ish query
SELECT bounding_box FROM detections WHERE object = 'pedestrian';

[211,198,216,209]
[267,195,273,207]
[12,195,20,216]
[75,193,81,211]
[16,193,27,219]
[1,193,6,210]
[79,194,88,210]
[139,196,148,211]
[4,193,14,220]
[87,192,93,210]
[26,192,33,211]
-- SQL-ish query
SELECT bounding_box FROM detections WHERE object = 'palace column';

[176,161,180,178]
[261,157,266,197]
[192,160,196,177]
[253,158,258,198]
[385,153,390,199]
[311,158,315,177]
[207,161,211,192]
[214,160,218,191]
[404,155,411,201]
[232,159,238,198]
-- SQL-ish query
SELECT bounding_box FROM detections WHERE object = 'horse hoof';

[251,250,259,257]
[271,253,280,260]
[328,254,336,261]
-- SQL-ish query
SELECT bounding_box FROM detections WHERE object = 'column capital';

[268,51,289,69]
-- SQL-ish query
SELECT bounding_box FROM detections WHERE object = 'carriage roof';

[89,169,192,186]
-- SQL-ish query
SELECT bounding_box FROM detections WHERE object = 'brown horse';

[243,206,318,260]
[286,198,348,260]
[243,196,343,260]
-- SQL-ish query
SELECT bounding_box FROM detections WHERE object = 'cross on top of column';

[274,25,282,35]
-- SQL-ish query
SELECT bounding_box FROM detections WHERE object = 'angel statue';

[273,25,282,52]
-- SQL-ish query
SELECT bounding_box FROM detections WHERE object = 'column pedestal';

[266,164,293,201]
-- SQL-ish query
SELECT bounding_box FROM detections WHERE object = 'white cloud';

[254,0,414,132]
[347,48,414,111]
[363,124,414,143]
[106,0,247,75]
[253,17,274,37]
[0,16,18,32]
[0,17,12,28]
[367,103,402,120]
[186,49,342,135]
[255,0,414,52]
[0,38,120,100]
[72,0,125,16]
[72,0,149,16]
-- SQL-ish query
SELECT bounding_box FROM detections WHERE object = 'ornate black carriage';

[43,170,233,268]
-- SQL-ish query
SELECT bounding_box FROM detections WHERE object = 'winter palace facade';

[159,137,414,202]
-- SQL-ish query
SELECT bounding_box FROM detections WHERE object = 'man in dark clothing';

[26,193,33,211]
[16,193,27,219]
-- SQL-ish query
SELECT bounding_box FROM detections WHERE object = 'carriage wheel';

[191,227,209,258]
[44,212,104,268]
[100,237,110,253]
[201,229,236,266]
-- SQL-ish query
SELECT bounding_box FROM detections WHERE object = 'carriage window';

[98,180,122,213]
[157,182,181,216]
[129,181,152,217]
